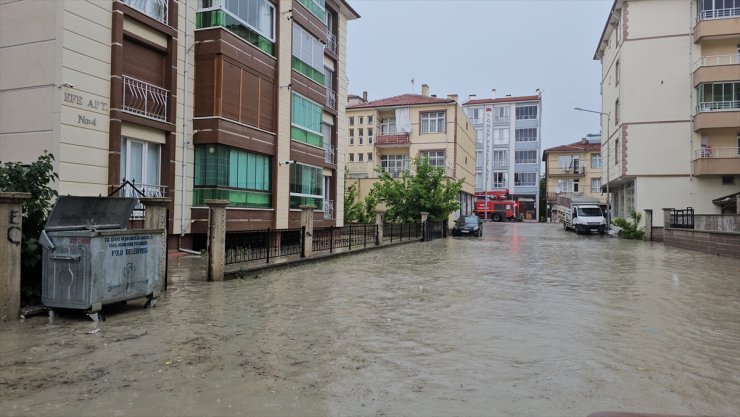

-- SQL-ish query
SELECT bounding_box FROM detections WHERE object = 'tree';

[344,180,367,223]
[368,157,464,223]
[0,152,59,304]
[539,175,547,222]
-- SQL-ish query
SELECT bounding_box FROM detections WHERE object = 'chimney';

[421,84,430,97]
[362,91,367,102]
[492,88,496,99]
[447,94,458,101]
[468,94,477,101]
[431,94,436,98]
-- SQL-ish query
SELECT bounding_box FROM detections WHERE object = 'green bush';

[611,210,645,240]
[0,152,58,304]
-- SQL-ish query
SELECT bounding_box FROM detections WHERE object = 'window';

[292,24,325,84]
[290,163,323,209]
[615,137,620,164]
[493,128,509,145]
[475,128,483,140]
[193,145,271,208]
[419,150,445,169]
[473,108,480,121]
[514,172,537,186]
[698,81,740,110]
[515,105,538,120]
[615,60,620,86]
[515,128,537,142]
[592,178,602,193]
[493,150,508,167]
[615,98,620,125]
[358,153,363,162]
[368,115,373,125]
[368,127,374,144]
[349,116,355,126]
[722,175,735,185]
[348,128,354,145]
[348,153,354,162]
[381,118,396,135]
[698,0,740,20]
[492,172,508,188]
[493,106,509,123]
[737,134,740,155]
[476,151,483,168]
[591,153,602,169]
[122,0,167,23]
[380,154,409,177]
[358,128,364,145]
[121,137,161,190]
[291,92,323,147]
[515,150,537,164]
[197,0,275,54]
[421,111,446,134]
[367,152,373,161]
[297,0,326,22]
[359,116,364,125]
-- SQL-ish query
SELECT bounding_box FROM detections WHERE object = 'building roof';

[347,93,454,110]
[594,0,622,60]
[462,95,541,106]
[542,140,601,161]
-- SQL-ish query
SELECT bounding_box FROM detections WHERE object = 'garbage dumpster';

[41,196,163,320]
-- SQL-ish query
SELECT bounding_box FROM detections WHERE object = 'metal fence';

[670,207,695,229]
[383,223,423,242]
[313,223,377,253]
[424,220,447,241]
[225,227,304,265]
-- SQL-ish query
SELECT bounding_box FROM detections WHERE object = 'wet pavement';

[1,222,739,416]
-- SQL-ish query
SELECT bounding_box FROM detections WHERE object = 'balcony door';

[121,137,161,195]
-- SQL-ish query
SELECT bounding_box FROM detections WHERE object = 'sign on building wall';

[483,106,493,190]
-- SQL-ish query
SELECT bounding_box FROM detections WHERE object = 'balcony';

[122,75,168,122]
[111,179,168,219]
[548,166,587,177]
[694,8,740,41]
[324,142,335,165]
[375,132,410,146]
[120,0,168,24]
[346,162,372,178]
[693,55,740,86]
[692,147,740,175]
[694,101,740,131]
[326,32,337,55]
[326,87,336,110]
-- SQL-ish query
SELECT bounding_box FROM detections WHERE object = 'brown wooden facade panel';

[193,118,276,156]
[291,70,326,106]
[290,141,326,167]
[194,57,216,116]
[190,207,275,233]
[194,28,277,77]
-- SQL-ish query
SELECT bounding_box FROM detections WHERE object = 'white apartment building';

[595,0,740,223]
[462,93,543,220]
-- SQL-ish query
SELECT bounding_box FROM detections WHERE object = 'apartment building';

[462,93,543,220]
[542,135,606,215]
[345,85,478,221]
[595,0,740,223]
[0,0,358,250]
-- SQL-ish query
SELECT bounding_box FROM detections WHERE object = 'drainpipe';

[179,1,190,245]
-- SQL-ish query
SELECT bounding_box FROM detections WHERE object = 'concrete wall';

[663,228,740,258]
[695,214,740,232]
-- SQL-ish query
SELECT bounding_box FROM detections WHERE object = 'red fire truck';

[474,190,517,222]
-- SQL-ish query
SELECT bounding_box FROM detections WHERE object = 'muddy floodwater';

[1,222,739,416]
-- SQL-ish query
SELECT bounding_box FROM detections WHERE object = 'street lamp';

[574,107,611,225]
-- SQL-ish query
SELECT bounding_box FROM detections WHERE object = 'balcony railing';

[376,132,410,145]
[696,100,740,113]
[324,142,335,164]
[323,199,335,220]
[694,146,740,159]
[695,54,740,69]
[110,179,167,219]
[123,75,168,122]
[326,32,337,54]
[698,7,740,21]
[120,0,168,24]
[326,87,336,110]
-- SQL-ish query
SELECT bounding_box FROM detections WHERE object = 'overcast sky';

[345,0,614,151]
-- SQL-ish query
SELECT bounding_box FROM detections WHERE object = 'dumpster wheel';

[144,295,158,308]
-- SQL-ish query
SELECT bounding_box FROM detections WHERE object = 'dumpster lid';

[45,196,137,230]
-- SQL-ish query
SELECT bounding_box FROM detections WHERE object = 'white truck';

[556,195,607,235]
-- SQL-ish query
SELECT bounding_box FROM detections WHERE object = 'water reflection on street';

[1,222,738,417]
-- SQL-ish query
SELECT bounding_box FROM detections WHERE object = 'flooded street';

[1,222,739,416]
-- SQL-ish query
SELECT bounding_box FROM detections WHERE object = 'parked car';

[452,215,483,237]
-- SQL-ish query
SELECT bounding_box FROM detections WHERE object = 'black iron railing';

[225,227,304,265]
[313,224,377,253]
[424,220,446,241]
[670,207,695,229]
[383,223,423,242]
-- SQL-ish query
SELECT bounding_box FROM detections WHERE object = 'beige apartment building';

[345,85,477,222]
[0,0,358,250]
[543,135,606,212]
[595,0,740,224]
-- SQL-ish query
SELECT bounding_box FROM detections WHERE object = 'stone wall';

[694,214,740,232]
[663,228,740,258]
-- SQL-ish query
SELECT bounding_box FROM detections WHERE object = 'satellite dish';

[555,186,561,194]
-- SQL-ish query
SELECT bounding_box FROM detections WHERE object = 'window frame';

[420,111,446,134]
[419,150,445,169]
[515,105,538,120]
